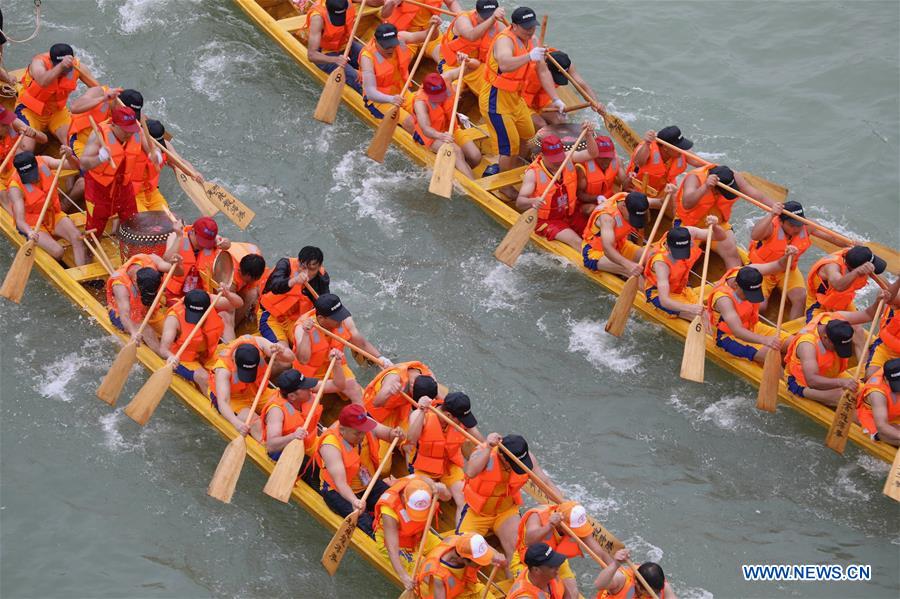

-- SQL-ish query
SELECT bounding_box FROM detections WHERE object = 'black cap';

[523,542,567,568]
[443,392,476,428]
[234,344,261,383]
[476,0,499,19]
[511,6,538,28]
[624,191,649,229]
[546,51,570,86]
[314,293,351,322]
[135,267,162,306]
[845,246,887,275]
[146,119,166,143]
[13,151,39,184]
[735,266,764,303]
[275,368,318,393]
[824,319,854,359]
[118,89,144,119]
[374,23,400,49]
[781,200,805,225]
[326,0,349,26]
[884,358,900,393]
[184,289,211,325]
[412,375,438,401]
[657,125,692,151]
[666,226,693,260]
[501,434,533,474]
[49,43,74,65]
[709,165,737,199]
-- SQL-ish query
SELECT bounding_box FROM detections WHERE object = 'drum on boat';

[528,123,590,159]
[117,211,174,259]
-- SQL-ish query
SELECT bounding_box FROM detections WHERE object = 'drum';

[117,211,174,260]
[527,123,590,159]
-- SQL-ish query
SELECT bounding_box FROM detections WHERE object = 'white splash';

[679,587,715,599]
[190,41,264,102]
[72,47,104,79]
[115,0,201,35]
[567,318,643,373]
[331,150,420,231]
[698,395,753,432]
[559,481,621,521]
[99,411,140,453]
[695,150,727,161]
[623,534,664,563]
[38,350,101,403]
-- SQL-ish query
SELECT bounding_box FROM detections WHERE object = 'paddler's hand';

[191,170,205,184]
[276,345,295,362]
[528,46,547,62]
[627,261,643,278]
[839,378,859,393]
[400,573,414,592]
[551,98,566,114]
[300,317,315,331]
[383,378,403,397]
[215,236,231,250]
[643,130,657,144]
[783,245,799,259]
[548,511,563,526]
[166,355,179,368]
[854,261,876,277]
[705,215,719,227]
[352,497,366,512]
[26,229,39,242]
[105,87,123,100]
[332,54,349,68]
[292,429,309,441]
[492,6,506,20]
[684,304,704,319]
[530,196,545,210]
[428,15,442,28]
[491,553,508,568]
[130,332,144,347]
[388,94,404,107]
[328,348,343,361]
[379,356,394,368]
[764,336,782,352]
[771,202,785,217]
[289,269,309,288]
[592,101,607,115]
[389,427,405,440]
[433,482,451,501]
[97,147,110,163]
[235,420,251,436]
[664,183,677,195]
[486,432,502,447]
[417,396,433,411]
[706,174,720,189]
[612,548,630,564]
[58,55,76,71]
[438,132,454,145]
[457,113,473,128]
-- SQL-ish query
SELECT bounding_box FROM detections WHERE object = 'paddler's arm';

[265,407,308,455]
[594,549,630,595]
[796,342,855,392]
[372,372,403,408]
[158,315,180,360]
[871,394,900,445]
[732,171,774,209]
[319,444,364,509]
[599,214,642,277]
[493,35,532,75]
[457,6,504,39]
[361,55,402,104]
[381,514,415,590]
[263,258,298,295]
[10,118,48,145]
[568,121,599,163]
[78,132,110,171]
[344,317,388,366]
[162,230,185,273]
[406,395,432,443]
[212,368,252,434]
[400,16,443,45]
[8,188,36,241]
[443,0,463,12]
[30,54,73,87]
[380,0,400,19]
[679,171,711,211]
[159,141,204,183]
[714,296,778,349]
[749,204,778,242]
[414,100,452,146]
[523,510,558,546]
[432,580,449,599]
[654,262,700,318]
[70,85,117,114]
[216,288,244,311]
[307,14,345,66]
[325,349,349,392]
[515,169,540,211]
[75,62,98,87]
[749,246,799,277]
[259,337,296,369]
[630,131,656,171]
[294,318,314,364]
[568,64,605,112]
[373,423,405,442]
[535,58,564,110]
[464,432,499,477]
[824,260,876,292]
[146,253,177,272]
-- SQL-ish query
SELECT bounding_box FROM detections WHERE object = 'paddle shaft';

[240,356,277,429]
[547,54,598,108]
[399,24,438,99]
[541,101,592,115]
[29,161,65,240]
[88,116,116,169]
[150,136,199,178]
[88,231,116,273]
[403,0,458,17]
[79,231,114,275]
[359,437,400,506]
[532,128,590,206]
[635,192,672,268]
[409,497,439,591]
[303,356,337,430]
[849,300,885,383]
[772,255,793,335]
[312,322,381,363]
[134,267,178,340]
[171,290,225,362]
[342,0,368,59]
[0,135,23,173]
[695,225,715,307]
[445,60,467,135]
[538,15,548,46]
[479,565,499,599]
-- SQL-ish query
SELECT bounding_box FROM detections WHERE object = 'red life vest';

[675,164,737,227]
[506,568,566,599]
[295,322,351,377]
[856,367,900,436]
[363,361,433,425]
[582,193,639,253]
[105,254,158,323]
[748,216,811,264]
[88,121,142,187]
[643,236,703,295]
[68,86,113,138]
[784,313,849,386]
[439,11,502,66]
[165,225,218,298]
[411,403,467,477]
[806,249,868,312]
[18,53,80,115]
[360,40,411,96]
[129,146,167,196]
[581,156,620,199]
[520,50,557,110]
[303,0,357,53]
[260,388,323,452]
[416,537,481,599]
[166,299,224,364]
[484,28,534,93]
[373,477,433,551]
[527,157,579,221]
[515,504,583,563]
[708,267,760,335]
[9,156,62,229]
[314,421,379,491]
[462,447,529,515]
[412,88,455,147]
[626,140,686,196]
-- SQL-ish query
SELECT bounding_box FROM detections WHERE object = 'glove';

[379,356,394,368]
[98,147,110,163]
[458,114,472,128]
[551,98,566,114]
[528,47,547,62]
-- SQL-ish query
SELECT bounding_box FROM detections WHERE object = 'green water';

[1,1,898,597]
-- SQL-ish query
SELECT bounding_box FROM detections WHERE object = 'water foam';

[567,318,643,374]
[623,534,664,563]
[191,41,264,102]
[38,345,105,403]
[115,0,201,35]
[331,150,421,231]
[99,411,141,453]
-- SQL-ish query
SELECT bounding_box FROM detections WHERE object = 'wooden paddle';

[0,135,24,173]
[605,192,672,337]
[494,127,589,266]
[479,565,499,599]
[367,24,438,163]
[263,356,338,502]
[428,60,467,199]
[123,289,226,426]
[538,15,548,46]
[79,230,114,275]
[87,230,116,273]
[0,161,64,304]
[88,115,116,169]
[756,255,793,412]
[147,136,225,219]
[321,436,400,575]
[679,224,715,383]
[825,299,886,453]
[207,355,277,503]
[404,0,458,17]
[398,495,439,599]
[541,101,592,115]
[97,266,178,406]
[884,448,900,502]
[314,0,368,124]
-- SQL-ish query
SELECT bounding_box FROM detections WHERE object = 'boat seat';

[278,4,382,33]
[475,165,528,191]
[66,262,111,283]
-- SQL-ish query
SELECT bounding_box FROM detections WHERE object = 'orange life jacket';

[527,157,579,221]
[295,322,351,378]
[129,146,167,196]
[708,267,760,335]
[484,28,534,93]
[303,1,357,53]
[361,40,411,96]
[581,156,620,199]
[878,307,900,353]
[10,156,62,229]
[596,567,668,599]
[416,537,481,599]
[68,86,112,138]
[105,254,158,322]
[227,242,263,294]
[674,164,736,227]
[748,216,811,265]
[258,258,318,322]
[506,568,566,599]
[626,140,686,196]
[363,361,433,424]
[784,313,849,387]
[165,225,218,298]
[314,421,379,491]
[643,236,703,295]
[260,389,323,452]
[515,504,582,564]
[439,11,502,66]
[208,336,268,401]
[520,50,557,110]
[166,299,224,364]
[582,193,639,252]
[385,0,441,32]
[0,126,19,165]
[462,446,529,515]
[373,477,433,551]
[411,402,467,476]
[18,53,80,115]
[856,367,900,436]
[88,121,142,187]
[412,88,455,147]
[806,249,867,312]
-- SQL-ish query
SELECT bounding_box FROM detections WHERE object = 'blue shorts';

[412,131,426,146]
[258,309,279,344]
[14,104,29,126]
[645,288,681,316]
[174,363,196,382]
[805,302,821,323]
[866,338,882,370]
[786,375,806,397]
[715,329,758,361]
[208,391,219,409]
[363,98,386,120]
[109,309,126,332]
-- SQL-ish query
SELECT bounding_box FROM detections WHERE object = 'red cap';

[192,216,218,249]
[338,404,377,432]
[595,135,615,158]
[0,107,16,126]
[540,134,566,162]
[422,73,447,99]
[111,106,140,133]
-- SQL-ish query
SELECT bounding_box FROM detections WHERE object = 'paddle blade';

[883,449,900,502]
[262,438,305,503]
[321,511,359,575]
[0,241,37,304]
[428,144,456,199]
[605,275,639,337]
[366,107,401,163]
[202,182,256,230]
[738,171,788,203]
[207,435,248,504]
[824,389,856,454]
[680,315,707,383]
[174,168,218,216]
[755,350,782,412]
[314,67,346,124]
[398,590,416,599]
[123,364,174,426]
[96,340,138,406]
[494,208,538,267]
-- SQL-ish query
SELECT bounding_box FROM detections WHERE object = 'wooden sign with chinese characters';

[174,168,218,217]
[202,182,256,230]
